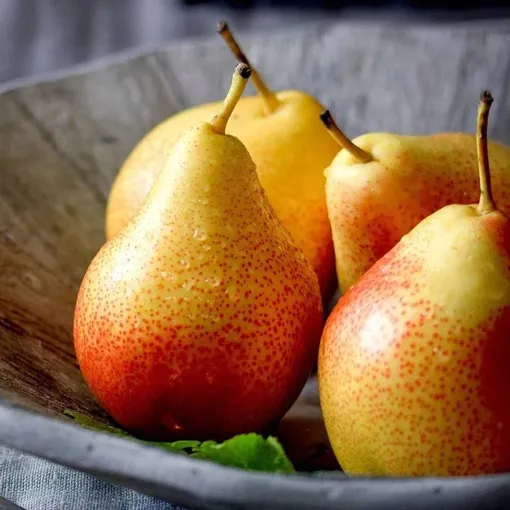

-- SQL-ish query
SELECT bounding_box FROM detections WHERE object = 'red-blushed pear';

[74,64,323,441]
[106,21,338,303]
[320,106,510,294]
[319,92,510,476]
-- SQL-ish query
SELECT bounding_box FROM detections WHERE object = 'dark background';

[1,0,510,87]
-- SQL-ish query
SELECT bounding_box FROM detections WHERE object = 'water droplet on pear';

[226,283,240,302]
[193,227,208,241]
[183,279,195,291]
[205,275,222,288]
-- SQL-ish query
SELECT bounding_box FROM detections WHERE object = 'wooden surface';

[1,20,510,471]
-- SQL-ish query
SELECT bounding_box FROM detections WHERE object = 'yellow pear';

[319,92,510,476]
[320,109,510,294]
[74,64,324,440]
[106,22,339,302]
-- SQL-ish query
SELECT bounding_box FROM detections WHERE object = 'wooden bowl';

[2,20,510,510]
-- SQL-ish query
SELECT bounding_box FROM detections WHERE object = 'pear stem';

[211,63,251,134]
[476,91,496,215]
[216,21,280,115]
[319,110,373,164]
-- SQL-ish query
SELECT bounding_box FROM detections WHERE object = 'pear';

[106,22,338,303]
[74,64,323,441]
[320,109,510,294]
[319,92,510,476]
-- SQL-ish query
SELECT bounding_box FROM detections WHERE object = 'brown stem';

[216,21,280,114]
[211,64,251,134]
[319,110,373,164]
[476,91,496,215]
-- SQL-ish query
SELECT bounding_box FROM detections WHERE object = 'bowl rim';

[1,398,510,510]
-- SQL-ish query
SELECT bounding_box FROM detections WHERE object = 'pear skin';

[319,92,510,476]
[106,24,338,303]
[321,113,510,294]
[75,64,323,441]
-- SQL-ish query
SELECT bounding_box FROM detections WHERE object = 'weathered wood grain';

[10,55,184,203]
[0,96,103,286]
[1,21,510,472]
[0,235,107,420]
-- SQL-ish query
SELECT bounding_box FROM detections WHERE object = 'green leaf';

[160,440,201,450]
[64,410,294,474]
[64,410,130,437]
[147,439,201,455]
[191,433,295,474]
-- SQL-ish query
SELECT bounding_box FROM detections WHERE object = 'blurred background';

[1,0,510,87]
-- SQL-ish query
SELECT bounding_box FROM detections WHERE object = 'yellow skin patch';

[106,92,339,301]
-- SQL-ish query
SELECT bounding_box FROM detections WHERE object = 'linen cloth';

[0,446,189,510]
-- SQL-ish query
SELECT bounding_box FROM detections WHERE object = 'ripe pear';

[320,109,510,294]
[319,92,510,476]
[106,22,338,302]
[74,64,323,441]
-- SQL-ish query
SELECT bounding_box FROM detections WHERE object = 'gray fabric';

[0,446,188,510]
[0,0,332,85]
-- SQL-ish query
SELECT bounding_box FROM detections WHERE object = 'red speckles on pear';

[319,208,510,476]
[74,123,323,441]
[327,133,510,292]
